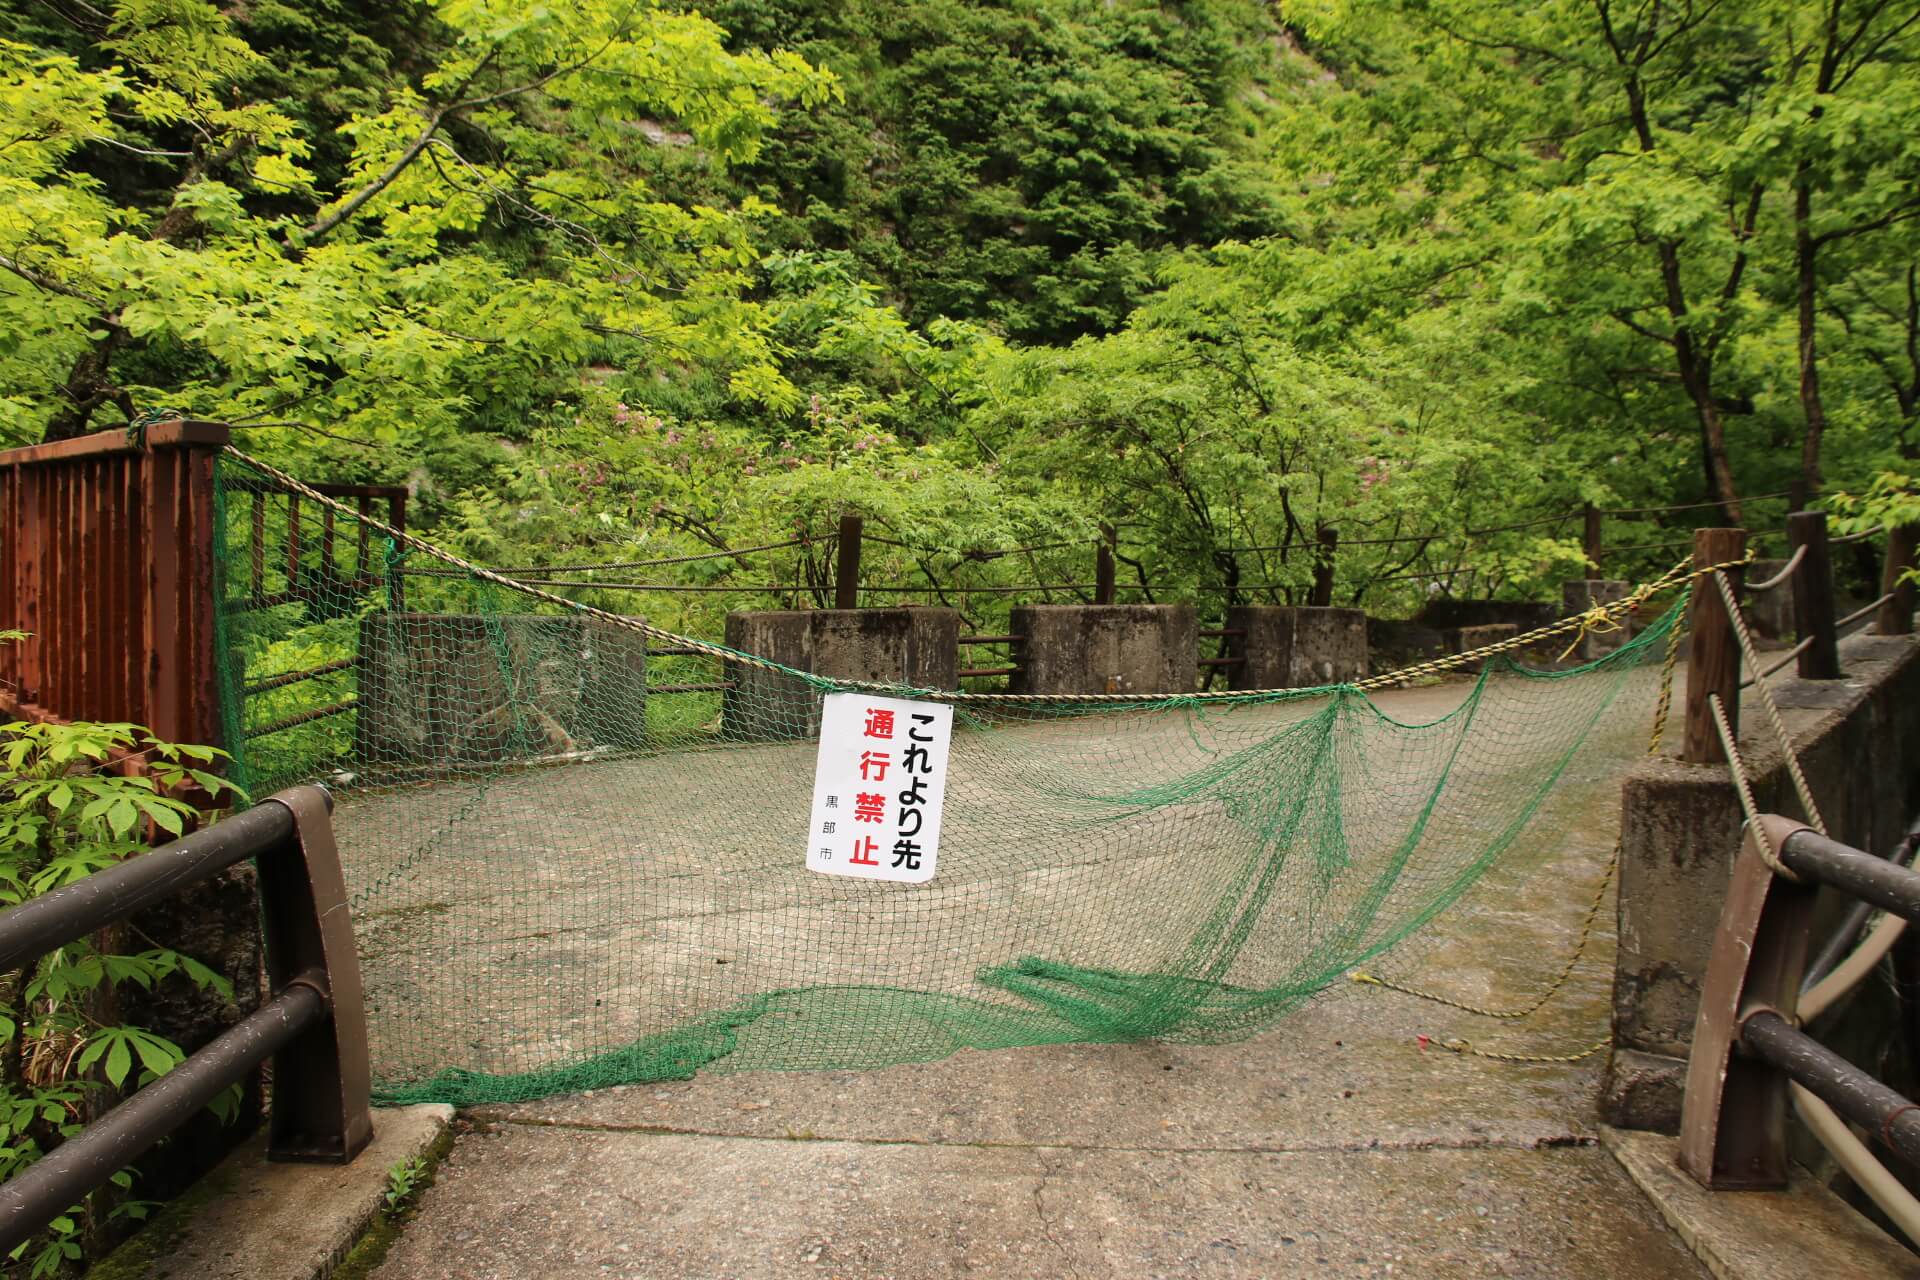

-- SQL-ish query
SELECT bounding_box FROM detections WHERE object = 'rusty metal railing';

[1679,814,1920,1221]
[0,420,230,749]
[0,786,372,1256]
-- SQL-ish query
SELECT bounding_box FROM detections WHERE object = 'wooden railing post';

[1684,527,1748,765]
[1094,535,1116,606]
[1584,502,1604,575]
[1310,525,1338,608]
[1787,510,1841,679]
[834,512,863,610]
[1880,523,1917,636]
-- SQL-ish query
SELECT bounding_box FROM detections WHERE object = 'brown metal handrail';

[0,786,372,1256]
[1680,816,1920,1188]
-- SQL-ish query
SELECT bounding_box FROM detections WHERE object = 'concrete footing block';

[722,608,959,738]
[1009,604,1196,696]
[356,614,648,765]
[91,1104,455,1280]
[1225,606,1368,688]
[1602,1126,1913,1278]
[1446,622,1519,671]
[1600,1047,1689,1134]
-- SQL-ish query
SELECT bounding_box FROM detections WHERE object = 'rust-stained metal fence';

[0,420,230,748]
[0,422,408,762]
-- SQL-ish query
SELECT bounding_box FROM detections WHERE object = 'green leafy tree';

[0,0,837,458]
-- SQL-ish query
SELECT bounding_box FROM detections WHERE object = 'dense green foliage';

[3,0,1917,631]
[0,654,243,1277]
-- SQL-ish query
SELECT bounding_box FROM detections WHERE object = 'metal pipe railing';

[0,786,372,1254]
[1742,1011,1920,1168]
[1805,814,1920,988]
[1779,828,1920,923]
[0,984,325,1257]
[0,802,297,972]
[1681,815,1920,1203]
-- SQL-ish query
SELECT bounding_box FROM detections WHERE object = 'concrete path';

[368,674,1709,1280]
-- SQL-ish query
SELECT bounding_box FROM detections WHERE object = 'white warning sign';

[805,693,953,884]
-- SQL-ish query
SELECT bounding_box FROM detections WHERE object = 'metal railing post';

[256,786,372,1163]
[834,512,862,610]
[1786,511,1841,678]
[1881,523,1917,636]
[1684,527,1747,764]
[1680,815,1920,1191]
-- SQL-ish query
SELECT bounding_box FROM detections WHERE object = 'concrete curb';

[1600,1125,1915,1278]
[91,1104,454,1280]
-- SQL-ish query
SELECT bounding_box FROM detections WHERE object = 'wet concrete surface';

[366,672,1713,1278]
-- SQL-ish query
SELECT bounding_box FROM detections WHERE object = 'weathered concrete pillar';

[723,607,959,738]
[356,613,648,766]
[1225,606,1369,689]
[1560,579,1630,661]
[1745,559,1793,639]
[1010,604,1196,696]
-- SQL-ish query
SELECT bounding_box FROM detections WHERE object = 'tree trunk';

[42,327,130,442]
[1794,175,1827,510]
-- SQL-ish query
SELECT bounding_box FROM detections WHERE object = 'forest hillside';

[4,0,1918,629]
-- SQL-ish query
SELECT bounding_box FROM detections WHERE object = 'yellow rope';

[1436,1036,1611,1064]
[1555,606,1622,662]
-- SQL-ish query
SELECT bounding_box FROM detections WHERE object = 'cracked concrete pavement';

[366,674,1711,1280]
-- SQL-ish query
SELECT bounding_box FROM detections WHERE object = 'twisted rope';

[1708,569,1826,837]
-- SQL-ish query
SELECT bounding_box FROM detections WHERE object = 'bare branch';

[301,11,639,245]
[0,252,103,305]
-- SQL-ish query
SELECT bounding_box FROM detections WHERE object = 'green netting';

[211,454,1681,1106]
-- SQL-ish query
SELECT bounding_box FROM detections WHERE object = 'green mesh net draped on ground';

[210,453,1679,1106]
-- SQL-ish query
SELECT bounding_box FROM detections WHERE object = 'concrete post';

[1744,560,1792,639]
[356,613,648,765]
[1225,606,1369,689]
[722,608,959,738]
[1445,623,1519,672]
[1009,605,1195,696]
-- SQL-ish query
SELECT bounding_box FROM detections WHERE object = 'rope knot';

[1557,606,1622,661]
